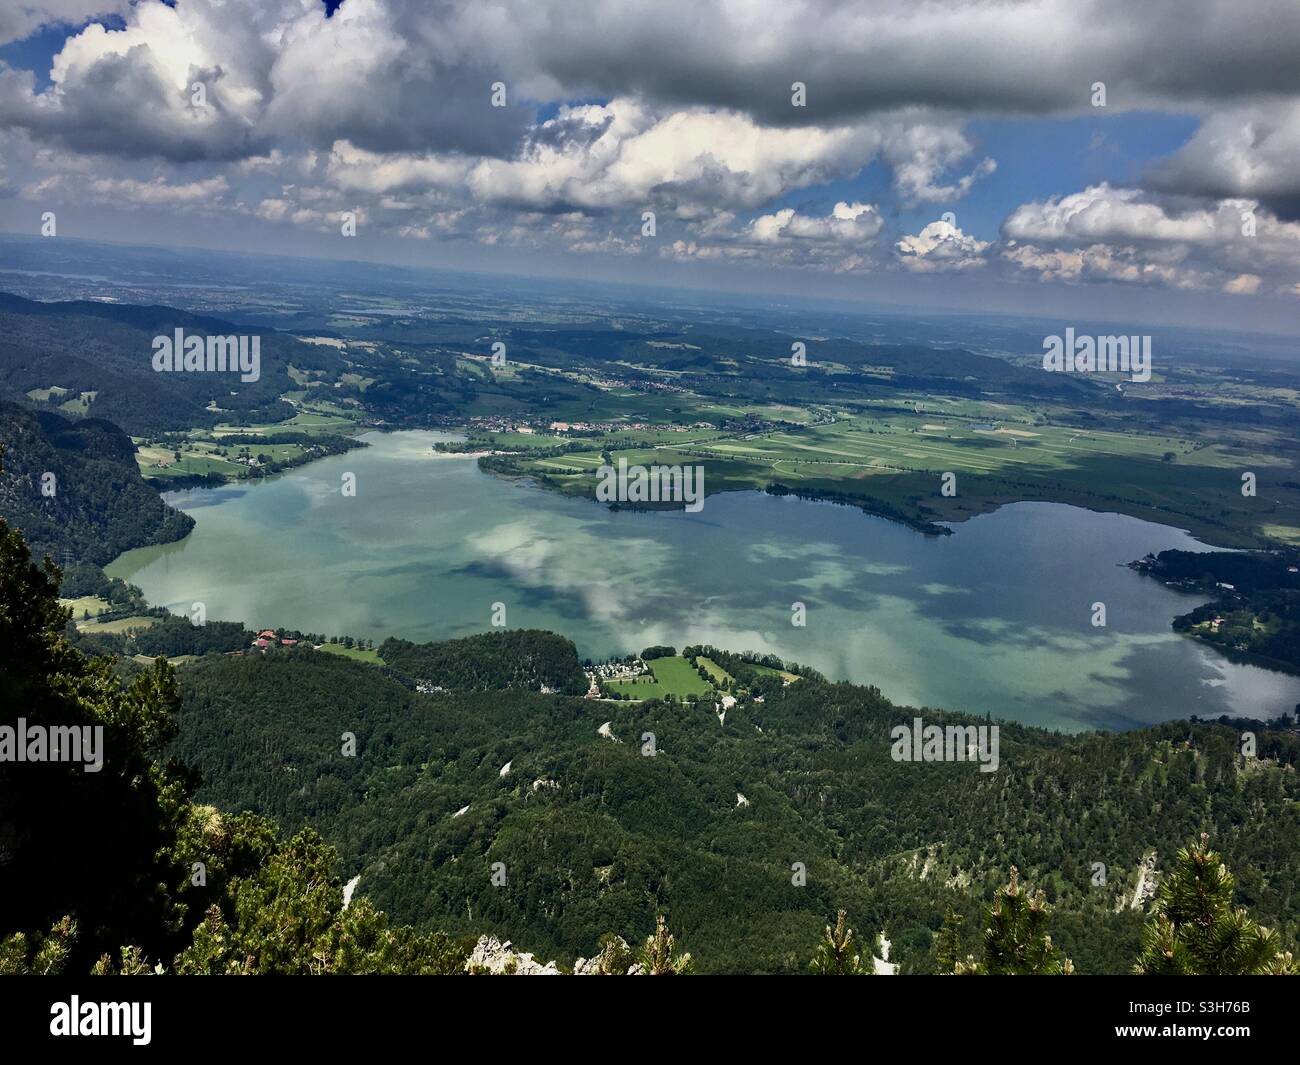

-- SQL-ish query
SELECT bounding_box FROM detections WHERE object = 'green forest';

[1134,549,1300,673]
[168,642,1300,973]
[0,401,194,567]
[2,293,1300,976]
[3,502,1296,974]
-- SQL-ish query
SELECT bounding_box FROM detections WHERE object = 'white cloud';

[1003,183,1237,244]
[463,99,885,213]
[0,1,126,47]
[1146,101,1300,219]
[882,125,995,205]
[1001,241,1212,289]
[1001,183,1300,292]
[895,220,989,272]
[23,170,228,206]
[1223,273,1262,295]
[750,201,882,244]
[2,0,1300,299]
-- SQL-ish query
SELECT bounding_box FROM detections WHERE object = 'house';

[257,629,277,639]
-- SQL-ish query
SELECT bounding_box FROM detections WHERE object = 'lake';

[108,430,1300,732]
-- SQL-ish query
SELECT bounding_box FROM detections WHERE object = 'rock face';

[1128,850,1159,911]
[342,875,361,910]
[573,936,641,976]
[873,932,897,975]
[466,934,648,975]
[466,936,561,975]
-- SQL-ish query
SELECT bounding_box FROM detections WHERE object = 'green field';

[212,410,357,436]
[59,595,112,619]
[137,442,248,480]
[132,653,198,667]
[748,662,802,684]
[27,385,96,414]
[318,642,383,665]
[135,405,363,483]
[77,614,158,634]
[499,398,1300,548]
[696,656,734,685]
[601,655,714,700]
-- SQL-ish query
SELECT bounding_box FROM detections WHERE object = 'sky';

[1,0,1300,332]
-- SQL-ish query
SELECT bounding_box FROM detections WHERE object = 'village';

[460,414,715,436]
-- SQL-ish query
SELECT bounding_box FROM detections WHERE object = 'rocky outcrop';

[1127,851,1159,912]
[573,936,642,976]
[873,932,897,975]
[465,936,561,975]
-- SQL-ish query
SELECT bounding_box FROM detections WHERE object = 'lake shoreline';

[109,429,1300,732]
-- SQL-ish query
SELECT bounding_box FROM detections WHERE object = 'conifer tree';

[0,465,473,976]
[958,868,1072,975]
[639,915,694,975]
[935,908,974,975]
[1135,835,1298,975]
[0,917,76,975]
[91,945,158,976]
[810,910,873,975]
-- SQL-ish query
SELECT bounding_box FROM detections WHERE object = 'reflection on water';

[109,431,1300,733]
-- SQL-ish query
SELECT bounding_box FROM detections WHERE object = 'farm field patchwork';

[486,399,1300,548]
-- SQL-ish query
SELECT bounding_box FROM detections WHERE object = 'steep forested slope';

[174,648,1300,974]
[0,401,193,565]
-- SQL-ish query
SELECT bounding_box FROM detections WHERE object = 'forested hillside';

[0,400,193,566]
[0,293,345,434]
[0,493,471,975]
[3,478,1296,975]
[378,630,587,694]
[174,646,1300,974]
[1134,548,1300,673]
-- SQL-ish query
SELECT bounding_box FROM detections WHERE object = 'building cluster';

[252,629,298,651]
[589,660,646,680]
[462,414,715,436]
